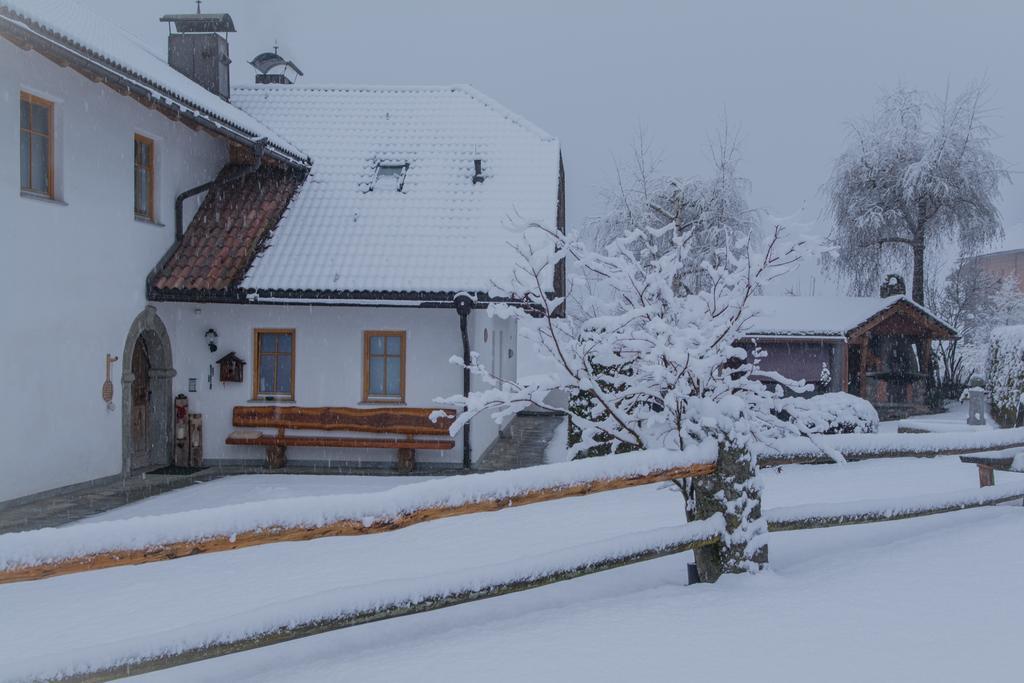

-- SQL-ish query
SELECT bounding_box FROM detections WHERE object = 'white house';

[0,0,563,505]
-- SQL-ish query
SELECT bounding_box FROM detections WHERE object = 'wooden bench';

[226,406,457,472]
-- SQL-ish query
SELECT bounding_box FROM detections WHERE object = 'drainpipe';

[174,139,267,241]
[454,294,474,468]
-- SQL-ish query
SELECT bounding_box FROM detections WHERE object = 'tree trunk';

[690,441,768,583]
[912,237,926,305]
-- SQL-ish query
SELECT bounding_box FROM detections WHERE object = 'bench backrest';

[232,406,456,436]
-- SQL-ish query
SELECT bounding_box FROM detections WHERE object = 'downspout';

[454,294,474,468]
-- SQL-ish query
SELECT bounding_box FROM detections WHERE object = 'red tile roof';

[149,164,304,298]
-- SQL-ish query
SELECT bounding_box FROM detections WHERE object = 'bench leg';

[397,448,416,473]
[266,445,288,469]
[978,464,995,488]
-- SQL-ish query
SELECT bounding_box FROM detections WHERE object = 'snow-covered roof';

[0,0,307,165]
[746,295,955,338]
[230,84,562,297]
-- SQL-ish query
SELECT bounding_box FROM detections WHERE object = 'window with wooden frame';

[363,331,406,403]
[253,329,295,400]
[134,134,155,220]
[19,92,54,197]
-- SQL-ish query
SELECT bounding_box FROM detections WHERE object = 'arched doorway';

[122,306,175,474]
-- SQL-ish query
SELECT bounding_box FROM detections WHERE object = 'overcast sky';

[96,0,1024,292]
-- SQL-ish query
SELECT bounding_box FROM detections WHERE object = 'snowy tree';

[590,124,762,294]
[933,255,996,391]
[439,221,830,581]
[823,84,1009,304]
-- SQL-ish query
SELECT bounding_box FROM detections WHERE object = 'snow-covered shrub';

[796,392,879,434]
[439,223,825,456]
[986,325,1024,427]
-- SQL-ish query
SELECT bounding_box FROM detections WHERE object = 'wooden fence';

[7,433,1024,682]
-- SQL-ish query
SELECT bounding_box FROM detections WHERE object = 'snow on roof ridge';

[232,82,558,143]
[0,0,307,163]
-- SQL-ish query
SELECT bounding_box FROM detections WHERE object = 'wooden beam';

[0,461,716,585]
[768,489,1024,532]
[760,439,1024,467]
[46,530,721,683]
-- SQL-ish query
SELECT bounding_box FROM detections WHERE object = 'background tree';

[590,123,762,294]
[823,83,1009,304]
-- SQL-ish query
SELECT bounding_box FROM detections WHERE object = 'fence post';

[691,440,768,583]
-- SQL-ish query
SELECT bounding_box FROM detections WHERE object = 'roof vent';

[472,159,485,184]
[880,274,906,298]
[159,2,235,100]
[250,43,304,85]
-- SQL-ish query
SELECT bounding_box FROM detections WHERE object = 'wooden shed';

[745,292,957,420]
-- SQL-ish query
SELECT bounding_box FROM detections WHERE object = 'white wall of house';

[0,41,228,503]
[155,302,516,467]
[468,309,518,459]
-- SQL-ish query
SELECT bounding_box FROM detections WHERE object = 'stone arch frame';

[121,306,175,475]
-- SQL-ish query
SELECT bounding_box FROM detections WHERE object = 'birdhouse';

[216,352,246,383]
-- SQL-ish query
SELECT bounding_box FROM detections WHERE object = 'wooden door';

[130,338,151,469]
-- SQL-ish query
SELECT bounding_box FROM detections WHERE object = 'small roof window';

[370,162,409,192]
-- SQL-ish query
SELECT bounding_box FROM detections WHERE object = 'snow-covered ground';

[879,400,994,434]
[1,456,1021,681]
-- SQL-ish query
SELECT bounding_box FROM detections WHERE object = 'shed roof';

[747,295,956,339]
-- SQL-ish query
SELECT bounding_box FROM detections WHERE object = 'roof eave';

[0,10,310,170]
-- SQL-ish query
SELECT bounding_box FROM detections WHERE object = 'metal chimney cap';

[249,52,304,76]
[159,13,236,33]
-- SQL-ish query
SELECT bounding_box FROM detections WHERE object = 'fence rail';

[34,520,724,683]
[0,457,715,585]
[766,482,1024,532]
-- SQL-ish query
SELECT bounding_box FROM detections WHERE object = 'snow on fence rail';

[9,518,724,683]
[766,481,1024,532]
[758,428,1024,467]
[0,446,717,585]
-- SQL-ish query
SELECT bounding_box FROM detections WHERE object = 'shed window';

[20,92,54,197]
[371,163,408,192]
[134,134,155,220]
[254,329,295,399]
[363,331,405,402]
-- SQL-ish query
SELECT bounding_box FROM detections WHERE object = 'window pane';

[31,102,48,134]
[135,169,150,215]
[276,355,292,393]
[277,333,292,353]
[259,333,278,353]
[259,354,276,392]
[369,335,385,355]
[20,99,29,129]
[30,133,48,193]
[386,335,402,355]
[386,358,402,396]
[136,139,151,166]
[369,356,385,395]
[20,131,30,188]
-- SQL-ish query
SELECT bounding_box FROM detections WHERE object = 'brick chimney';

[159,6,235,100]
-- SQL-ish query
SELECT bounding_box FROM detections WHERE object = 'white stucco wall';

[155,302,515,467]
[0,42,228,503]
[467,309,518,460]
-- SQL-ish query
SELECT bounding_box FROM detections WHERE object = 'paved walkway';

[0,463,452,534]
[475,410,567,471]
[1,417,566,533]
